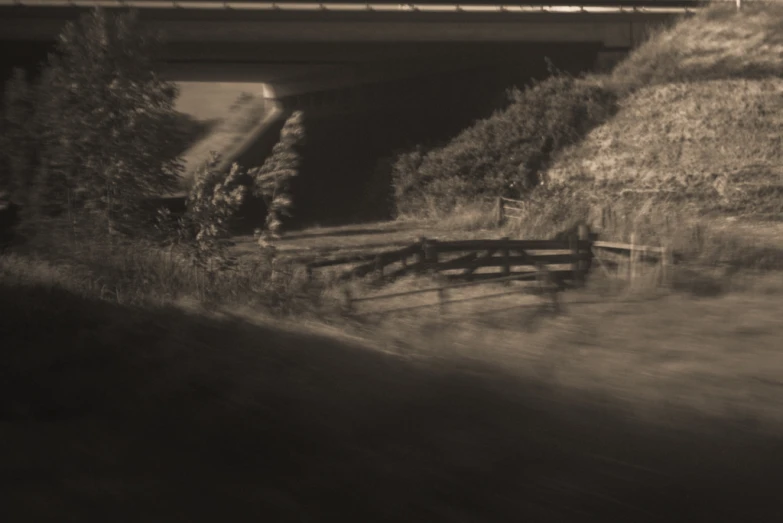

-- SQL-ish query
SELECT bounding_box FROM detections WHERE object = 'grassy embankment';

[394,4,783,270]
[3,5,783,521]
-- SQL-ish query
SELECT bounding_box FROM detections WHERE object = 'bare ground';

[230,218,505,264]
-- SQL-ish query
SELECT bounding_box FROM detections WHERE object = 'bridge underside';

[0,5,684,226]
[0,6,676,47]
[0,5,679,100]
[161,41,607,102]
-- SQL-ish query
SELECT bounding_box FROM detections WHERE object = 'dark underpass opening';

[279,44,603,229]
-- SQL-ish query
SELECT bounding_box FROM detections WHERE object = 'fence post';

[629,233,637,285]
[438,286,448,315]
[661,245,674,287]
[416,237,426,266]
[576,223,590,286]
[501,236,511,281]
[424,238,439,274]
[570,232,579,285]
[660,246,668,287]
[536,263,560,313]
[342,287,353,314]
[496,197,505,227]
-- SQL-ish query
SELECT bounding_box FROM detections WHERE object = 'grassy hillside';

[395,4,783,225]
[609,4,783,94]
[547,5,783,219]
[548,79,783,214]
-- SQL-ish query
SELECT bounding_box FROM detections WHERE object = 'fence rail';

[344,268,561,316]
[305,224,677,316]
[496,196,527,224]
[307,233,593,283]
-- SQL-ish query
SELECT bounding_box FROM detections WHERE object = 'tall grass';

[495,188,783,273]
[1,226,321,314]
[610,3,783,95]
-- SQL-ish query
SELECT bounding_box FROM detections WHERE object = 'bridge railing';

[0,1,707,14]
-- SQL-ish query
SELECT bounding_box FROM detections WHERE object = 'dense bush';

[155,154,247,271]
[391,74,617,217]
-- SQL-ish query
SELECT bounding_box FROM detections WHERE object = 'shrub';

[157,153,246,272]
[391,74,617,217]
[248,110,306,241]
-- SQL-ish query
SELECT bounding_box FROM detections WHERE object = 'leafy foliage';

[248,111,305,241]
[154,112,305,271]
[25,7,186,233]
[391,75,617,217]
[156,153,246,271]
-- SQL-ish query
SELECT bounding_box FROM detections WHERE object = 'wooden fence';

[496,196,525,225]
[307,233,594,286]
[342,269,563,317]
[305,228,677,317]
[592,234,674,286]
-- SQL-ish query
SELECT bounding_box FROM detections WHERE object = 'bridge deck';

[0,1,697,47]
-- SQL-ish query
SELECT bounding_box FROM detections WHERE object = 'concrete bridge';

[0,1,699,102]
[0,1,701,224]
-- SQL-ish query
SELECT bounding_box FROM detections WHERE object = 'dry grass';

[398,188,782,277]
[548,79,783,216]
[610,3,783,94]
[540,4,783,219]
[356,277,783,424]
[421,200,500,232]
[1,232,318,315]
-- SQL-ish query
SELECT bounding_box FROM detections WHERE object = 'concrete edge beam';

[0,18,644,47]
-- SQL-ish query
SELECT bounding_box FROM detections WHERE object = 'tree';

[32,7,186,234]
[248,111,306,241]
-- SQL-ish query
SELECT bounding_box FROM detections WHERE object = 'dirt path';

[230,215,783,266]
[230,219,504,262]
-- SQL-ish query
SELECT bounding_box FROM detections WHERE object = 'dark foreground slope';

[1,282,782,522]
